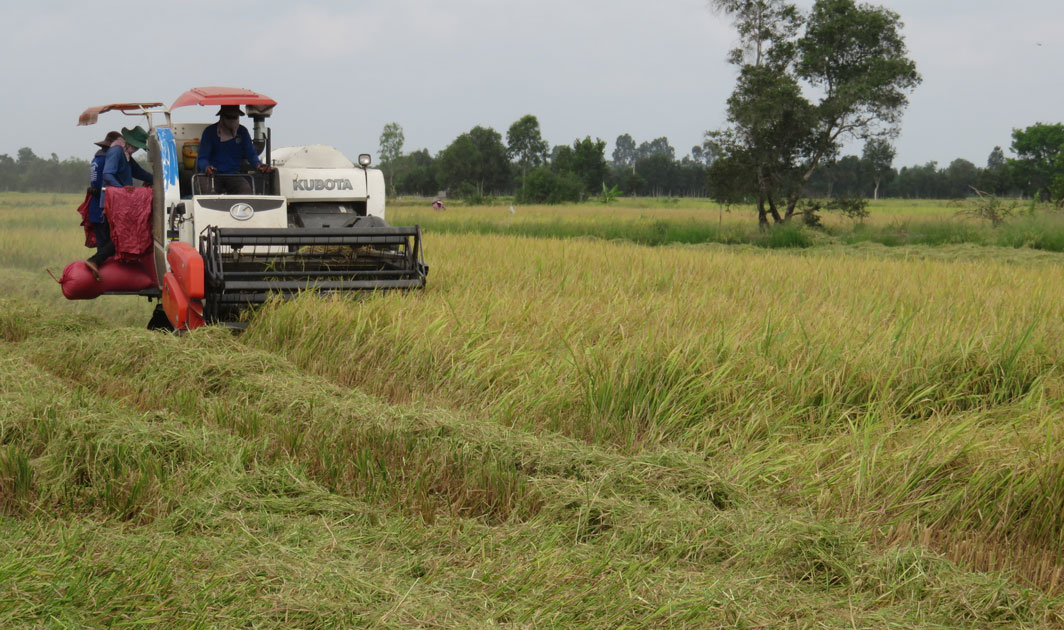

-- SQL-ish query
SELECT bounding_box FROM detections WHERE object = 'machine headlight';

[358,154,372,167]
[230,203,254,221]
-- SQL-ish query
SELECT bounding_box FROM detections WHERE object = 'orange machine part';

[166,241,205,299]
[162,272,205,331]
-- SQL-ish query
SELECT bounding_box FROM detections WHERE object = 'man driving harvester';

[197,104,271,194]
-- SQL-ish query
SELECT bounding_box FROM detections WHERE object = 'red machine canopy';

[170,86,277,110]
[78,102,164,126]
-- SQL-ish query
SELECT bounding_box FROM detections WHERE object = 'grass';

[3,192,1064,626]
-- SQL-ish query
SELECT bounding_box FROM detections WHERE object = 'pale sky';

[1,1,1061,171]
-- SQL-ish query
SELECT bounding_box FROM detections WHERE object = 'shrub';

[515,166,583,204]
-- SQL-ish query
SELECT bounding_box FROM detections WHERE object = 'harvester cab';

[67,86,427,330]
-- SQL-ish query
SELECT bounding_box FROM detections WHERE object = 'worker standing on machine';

[198,104,271,195]
[85,126,152,280]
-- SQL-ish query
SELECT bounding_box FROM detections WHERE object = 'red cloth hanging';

[104,187,153,262]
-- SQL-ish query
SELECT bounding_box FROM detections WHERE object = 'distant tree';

[890,161,941,198]
[437,134,478,193]
[697,136,722,166]
[515,165,583,204]
[506,115,548,179]
[834,155,865,196]
[0,154,16,191]
[1007,123,1064,201]
[978,146,1009,196]
[378,122,405,163]
[469,126,511,193]
[378,122,405,195]
[0,147,87,193]
[613,133,637,170]
[570,137,609,195]
[551,144,574,174]
[987,145,1005,170]
[635,154,678,196]
[862,138,895,200]
[392,148,438,197]
[675,157,710,197]
[636,137,675,161]
[945,158,979,198]
[707,0,920,225]
[436,126,510,196]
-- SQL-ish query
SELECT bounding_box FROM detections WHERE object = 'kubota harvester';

[61,87,427,330]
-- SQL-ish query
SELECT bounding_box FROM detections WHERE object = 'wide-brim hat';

[94,130,121,148]
[216,105,245,117]
[121,126,149,150]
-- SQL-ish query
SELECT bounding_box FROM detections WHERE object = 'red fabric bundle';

[104,187,153,262]
[76,191,96,248]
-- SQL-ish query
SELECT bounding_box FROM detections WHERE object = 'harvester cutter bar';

[199,225,427,324]
[214,226,421,247]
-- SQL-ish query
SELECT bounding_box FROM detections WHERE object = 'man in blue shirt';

[87,130,120,224]
[198,104,270,194]
[85,126,153,279]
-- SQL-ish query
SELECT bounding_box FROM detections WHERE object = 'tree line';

[379,117,1064,206]
[4,120,1062,207]
[0,148,91,194]
[379,118,711,204]
[805,124,1064,201]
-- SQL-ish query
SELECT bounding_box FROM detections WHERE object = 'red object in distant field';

[170,87,277,110]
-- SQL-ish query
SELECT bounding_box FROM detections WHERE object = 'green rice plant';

[0,446,35,514]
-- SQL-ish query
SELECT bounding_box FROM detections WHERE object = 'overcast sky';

[1,1,1061,170]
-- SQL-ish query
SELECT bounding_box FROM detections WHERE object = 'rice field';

[389,197,1064,251]
[3,192,1064,627]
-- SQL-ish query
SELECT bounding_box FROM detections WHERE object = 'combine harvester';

[63,86,427,330]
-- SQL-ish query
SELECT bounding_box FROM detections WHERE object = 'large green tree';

[570,137,609,195]
[506,115,549,179]
[437,126,511,196]
[391,149,438,197]
[1007,123,1064,201]
[707,0,920,225]
[612,134,637,170]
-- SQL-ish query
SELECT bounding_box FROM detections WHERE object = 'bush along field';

[390,197,1064,252]
[3,193,1064,626]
